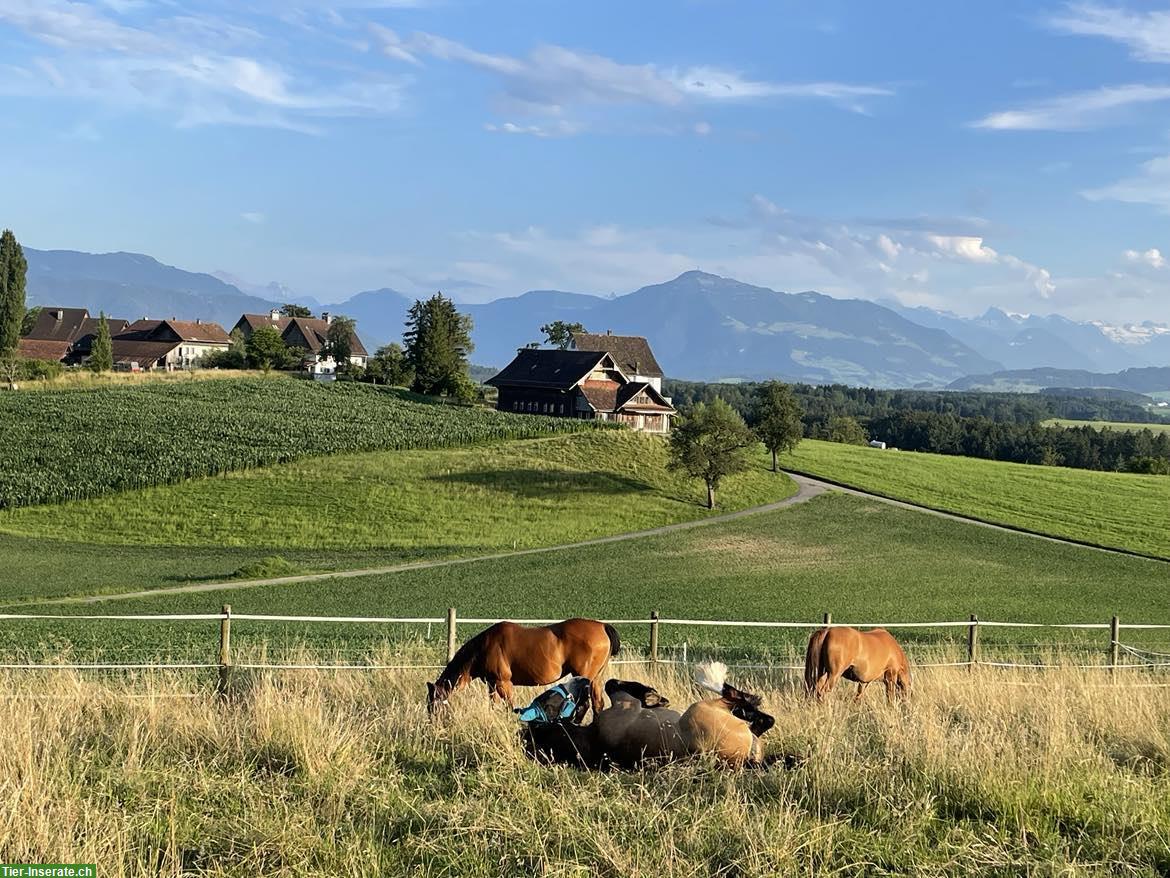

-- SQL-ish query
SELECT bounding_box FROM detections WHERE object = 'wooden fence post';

[446,608,457,662]
[649,611,659,665]
[967,614,979,672]
[1110,615,1120,675]
[822,612,832,628]
[217,603,232,698]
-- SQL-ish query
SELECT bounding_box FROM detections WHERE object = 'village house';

[17,306,91,363]
[19,306,229,370]
[232,310,368,378]
[110,318,231,371]
[485,346,676,433]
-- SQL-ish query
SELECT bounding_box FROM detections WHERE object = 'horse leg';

[854,682,869,702]
[492,678,514,707]
[883,673,896,702]
[589,676,605,716]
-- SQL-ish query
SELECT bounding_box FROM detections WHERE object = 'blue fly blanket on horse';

[515,676,592,726]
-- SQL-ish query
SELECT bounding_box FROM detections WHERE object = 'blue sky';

[2,1,1170,323]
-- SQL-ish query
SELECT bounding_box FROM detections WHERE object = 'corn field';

[0,378,598,508]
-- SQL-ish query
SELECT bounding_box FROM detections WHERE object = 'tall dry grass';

[1,659,1168,877]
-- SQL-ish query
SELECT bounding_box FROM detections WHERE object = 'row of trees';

[665,378,1170,476]
[868,410,1170,474]
[665,380,1165,430]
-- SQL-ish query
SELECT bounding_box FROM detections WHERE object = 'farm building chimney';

[606,329,612,335]
[269,308,281,321]
[322,312,332,324]
[54,309,63,321]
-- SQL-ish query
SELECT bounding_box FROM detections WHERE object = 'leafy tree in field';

[280,304,313,318]
[826,415,867,445]
[403,293,475,400]
[324,316,356,370]
[541,320,586,350]
[246,325,289,371]
[751,380,804,472]
[366,343,413,386]
[20,305,41,337]
[0,229,28,360]
[667,398,757,509]
[89,313,113,373]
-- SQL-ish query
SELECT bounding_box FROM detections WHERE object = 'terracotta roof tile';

[17,338,72,362]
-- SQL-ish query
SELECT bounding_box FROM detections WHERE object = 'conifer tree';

[403,293,475,399]
[0,229,28,360]
[90,312,113,372]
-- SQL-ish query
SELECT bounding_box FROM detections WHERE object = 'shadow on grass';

[429,468,656,499]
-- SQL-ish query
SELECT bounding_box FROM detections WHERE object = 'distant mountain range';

[949,366,1170,395]
[881,301,1170,373]
[21,248,1170,388]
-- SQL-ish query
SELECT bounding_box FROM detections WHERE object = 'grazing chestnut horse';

[678,663,775,766]
[804,626,911,702]
[427,618,619,715]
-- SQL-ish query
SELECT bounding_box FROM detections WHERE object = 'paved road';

[38,475,830,606]
[26,469,1164,608]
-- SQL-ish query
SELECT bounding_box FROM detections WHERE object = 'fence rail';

[3,606,1170,677]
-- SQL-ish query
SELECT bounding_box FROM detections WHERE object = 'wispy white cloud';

[484,120,581,138]
[1083,154,1170,211]
[372,26,892,133]
[972,84,1170,131]
[0,0,407,131]
[241,211,266,224]
[1048,3,1170,63]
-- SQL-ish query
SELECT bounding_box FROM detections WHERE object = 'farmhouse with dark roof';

[569,330,665,392]
[485,343,675,434]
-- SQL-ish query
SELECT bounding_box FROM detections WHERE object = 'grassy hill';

[0,432,797,551]
[0,377,596,508]
[784,440,1170,558]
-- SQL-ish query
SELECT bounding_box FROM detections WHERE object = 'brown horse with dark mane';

[804,626,911,701]
[427,618,620,715]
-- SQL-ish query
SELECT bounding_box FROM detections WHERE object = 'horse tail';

[695,661,728,695]
[603,623,621,657]
[803,629,826,694]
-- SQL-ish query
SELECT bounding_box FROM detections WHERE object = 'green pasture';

[5,493,1166,665]
[0,432,795,553]
[1043,417,1170,434]
[785,439,1170,558]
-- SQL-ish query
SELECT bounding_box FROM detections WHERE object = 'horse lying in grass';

[804,626,911,702]
[520,669,778,770]
[427,618,620,716]
[591,678,687,769]
[679,662,776,766]
[520,678,678,769]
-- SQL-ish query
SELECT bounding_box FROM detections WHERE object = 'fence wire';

[0,611,1166,674]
